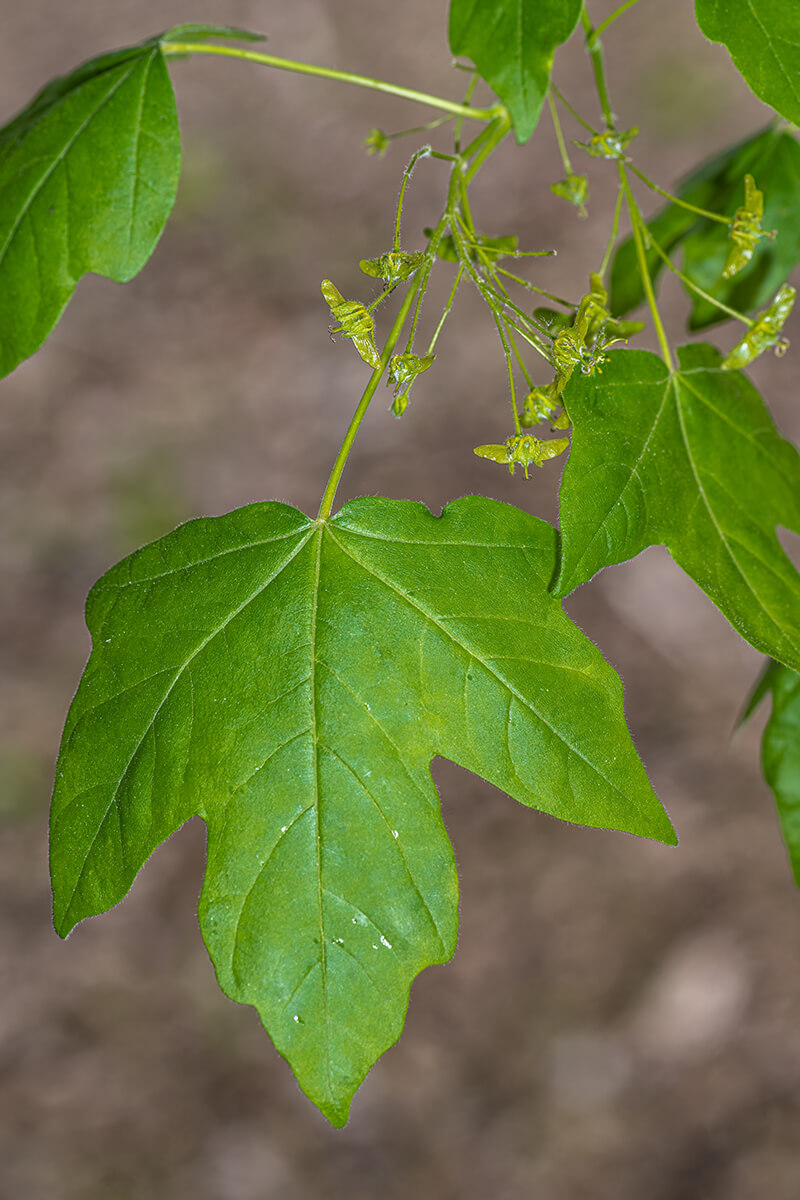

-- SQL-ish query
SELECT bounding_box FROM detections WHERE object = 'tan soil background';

[2,1,800,1196]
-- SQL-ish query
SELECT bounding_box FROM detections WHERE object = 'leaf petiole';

[162,41,503,121]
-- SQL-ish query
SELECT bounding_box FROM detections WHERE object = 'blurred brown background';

[2,1,800,1196]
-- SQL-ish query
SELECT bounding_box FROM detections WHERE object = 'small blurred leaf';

[741,660,800,887]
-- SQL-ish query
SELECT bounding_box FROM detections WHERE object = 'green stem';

[628,164,730,224]
[394,147,431,251]
[503,314,555,360]
[581,10,615,129]
[645,228,753,326]
[366,284,398,313]
[464,112,511,182]
[592,0,642,41]
[549,84,598,135]
[457,176,477,240]
[426,265,464,354]
[404,212,451,351]
[495,268,574,309]
[600,183,625,277]
[451,222,550,340]
[383,114,453,143]
[318,277,423,520]
[163,42,502,121]
[622,167,673,369]
[548,90,573,174]
[493,314,522,435]
[454,72,479,154]
[506,326,535,389]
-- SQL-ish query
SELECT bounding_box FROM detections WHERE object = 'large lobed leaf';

[50,495,673,1125]
[0,24,260,380]
[554,345,800,673]
[742,660,800,886]
[611,126,800,330]
[448,0,583,143]
[695,0,800,127]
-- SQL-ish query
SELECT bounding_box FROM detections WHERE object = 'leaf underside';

[0,24,259,381]
[611,126,800,330]
[448,0,583,142]
[742,660,800,887]
[554,345,800,673]
[695,0,800,127]
[50,495,673,1125]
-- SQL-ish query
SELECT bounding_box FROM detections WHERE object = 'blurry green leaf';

[741,660,800,887]
[610,126,800,330]
[159,24,265,47]
[554,345,800,672]
[695,0,800,126]
[0,34,180,378]
[51,495,673,1125]
[449,0,583,142]
[0,24,262,380]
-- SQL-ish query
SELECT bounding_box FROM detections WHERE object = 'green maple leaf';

[695,0,800,127]
[741,660,800,886]
[610,125,800,330]
[0,24,260,380]
[554,345,800,672]
[448,0,583,143]
[50,495,673,1125]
